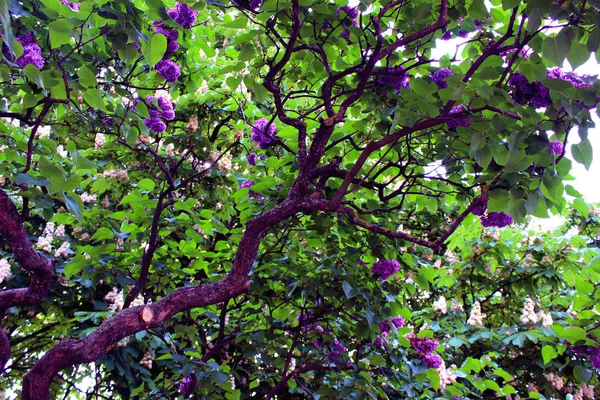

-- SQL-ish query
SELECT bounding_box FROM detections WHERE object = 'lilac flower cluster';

[247,153,265,166]
[371,259,400,281]
[431,68,453,90]
[328,339,349,367]
[249,0,264,11]
[375,316,405,346]
[548,140,563,155]
[471,194,488,216]
[152,21,180,54]
[446,105,470,130]
[409,334,443,369]
[339,28,351,43]
[441,31,452,40]
[143,95,175,133]
[336,6,359,27]
[238,181,264,199]
[15,34,44,69]
[155,59,181,83]
[179,373,198,397]
[251,118,279,149]
[508,72,552,108]
[168,2,199,29]
[61,0,80,11]
[547,68,591,88]
[376,66,410,93]
[480,211,514,228]
[569,342,600,368]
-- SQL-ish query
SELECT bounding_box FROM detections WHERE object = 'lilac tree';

[0,0,599,398]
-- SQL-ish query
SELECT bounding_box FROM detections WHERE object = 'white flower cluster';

[139,351,153,370]
[451,298,463,313]
[37,222,65,253]
[215,153,232,172]
[574,383,595,400]
[541,255,553,265]
[444,250,459,265]
[545,372,564,390]
[105,288,149,312]
[0,176,5,186]
[95,133,106,149]
[185,114,198,133]
[56,145,68,158]
[165,143,178,157]
[484,229,501,241]
[467,301,485,327]
[54,241,70,258]
[105,288,124,312]
[433,296,447,314]
[137,134,153,144]
[0,259,13,284]
[101,195,111,208]
[519,298,553,328]
[438,362,457,392]
[80,192,97,203]
[523,253,533,268]
[102,169,129,181]
[37,125,51,138]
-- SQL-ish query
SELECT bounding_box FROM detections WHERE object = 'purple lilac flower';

[152,21,180,54]
[480,211,513,228]
[144,117,167,133]
[15,35,44,69]
[379,316,405,336]
[547,68,591,89]
[471,195,488,216]
[441,31,452,40]
[238,181,254,190]
[422,353,443,369]
[297,310,313,326]
[179,373,198,397]
[409,334,439,356]
[248,0,263,11]
[548,140,563,155]
[328,339,348,366]
[374,335,387,346]
[357,260,366,267]
[446,105,470,130]
[372,260,400,281]
[339,27,351,43]
[431,68,453,89]
[323,21,332,30]
[336,6,359,27]
[248,153,264,166]
[168,3,199,29]
[251,118,279,149]
[508,72,551,108]
[146,96,175,120]
[155,59,181,82]
[458,30,469,38]
[61,0,80,11]
[376,66,410,93]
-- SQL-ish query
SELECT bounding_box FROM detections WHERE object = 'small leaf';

[78,65,97,88]
[541,345,557,365]
[63,192,84,222]
[571,139,593,170]
[83,88,106,111]
[142,34,167,67]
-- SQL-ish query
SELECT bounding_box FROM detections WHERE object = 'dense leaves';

[0,0,599,398]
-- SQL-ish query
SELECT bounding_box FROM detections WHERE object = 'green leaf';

[501,0,519,10]
[63,192,84,223]
[78,65,97,88]
[561,326,586,344]
[72,150,96,170]
[571,139,593,170]
[83,88,106,111]
[542,32,572,66]
[526,8,541,33]
[142,34,167,67]
[468,0,488,18]
[342,281,359,299]
[48,19,72,48]
[541,345,557,365]
[567,42,591,69]
[91,227,115,241]
[23,64,46,94]
[573,365,592,383]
